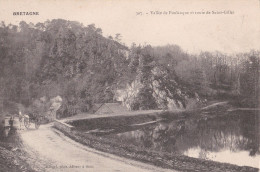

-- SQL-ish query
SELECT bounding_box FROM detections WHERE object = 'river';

[93,110,260,168]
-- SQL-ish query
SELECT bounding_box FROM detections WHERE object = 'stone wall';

[54,120,74,133]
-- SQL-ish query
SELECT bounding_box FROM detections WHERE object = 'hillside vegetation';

[0,19,259,118]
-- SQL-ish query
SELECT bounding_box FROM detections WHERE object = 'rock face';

[45,96,62,121]
[116,80,143,110]
[116,66,202,111]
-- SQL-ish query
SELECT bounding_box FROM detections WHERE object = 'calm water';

[102,111,260,168]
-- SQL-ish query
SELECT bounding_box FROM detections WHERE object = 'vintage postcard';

[0,0,259,171]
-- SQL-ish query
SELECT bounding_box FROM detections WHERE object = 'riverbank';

[54,126,258,172]
[54,108,259,172]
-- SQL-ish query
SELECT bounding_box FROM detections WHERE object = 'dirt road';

[19,123,176,172]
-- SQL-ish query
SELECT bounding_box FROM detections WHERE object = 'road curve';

[19,123,176,172]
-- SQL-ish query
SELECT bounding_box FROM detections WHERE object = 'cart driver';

[18,111,23,130]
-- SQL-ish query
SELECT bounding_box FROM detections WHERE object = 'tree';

[115,33,122,42]
[240,55,260,107]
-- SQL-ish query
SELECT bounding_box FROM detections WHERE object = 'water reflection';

[105,111,259,168]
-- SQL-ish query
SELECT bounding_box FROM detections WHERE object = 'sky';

[0,0,259,54]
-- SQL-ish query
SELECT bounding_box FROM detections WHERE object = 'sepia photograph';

[0,0,259,171]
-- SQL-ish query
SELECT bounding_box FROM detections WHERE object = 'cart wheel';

[24,118,30,129]
[35,117,41,129]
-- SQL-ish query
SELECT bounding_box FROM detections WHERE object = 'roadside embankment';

[0,129,34,172]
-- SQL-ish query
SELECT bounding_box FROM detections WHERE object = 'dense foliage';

[0,19,259,118]
[0,20,129,117]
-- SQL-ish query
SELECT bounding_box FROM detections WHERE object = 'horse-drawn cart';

[23,113,44,129]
